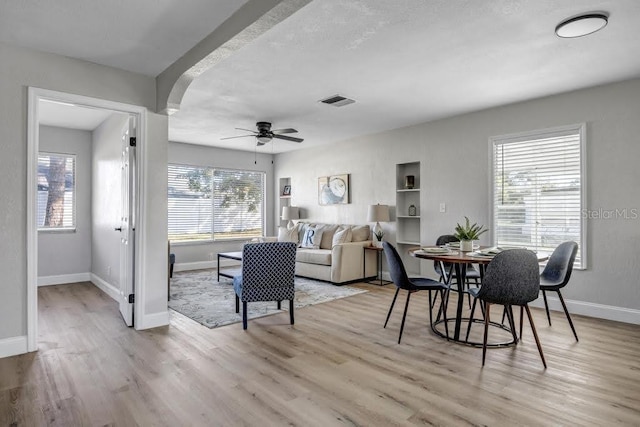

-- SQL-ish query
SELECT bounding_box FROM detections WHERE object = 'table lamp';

[282,206,299,230]
[367,204,390,244]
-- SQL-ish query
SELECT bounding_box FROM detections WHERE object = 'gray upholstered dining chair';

[383,242,449,344]
[233,242,297,330]
[540,241,579,341]
[465,249,546,368]
[433,234,481,308]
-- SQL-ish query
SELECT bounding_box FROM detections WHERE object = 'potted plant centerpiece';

[454,216,487,252]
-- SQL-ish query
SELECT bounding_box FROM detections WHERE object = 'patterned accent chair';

[233,242,297,330]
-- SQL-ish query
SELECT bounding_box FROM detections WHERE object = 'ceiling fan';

[221,121,304,146]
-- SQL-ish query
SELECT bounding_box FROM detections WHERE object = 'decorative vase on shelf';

[408,204,417,216]
[405,175,415,189]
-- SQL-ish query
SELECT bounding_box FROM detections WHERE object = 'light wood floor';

[1,281,639,426]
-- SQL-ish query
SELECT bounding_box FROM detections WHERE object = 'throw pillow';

[300,227,324,249]
[277,226,298,243]
[332,227,353,246]
[351,225,371,242]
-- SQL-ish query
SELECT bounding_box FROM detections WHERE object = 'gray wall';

[168,142,274,266]
[91,114,130,289]
[274,78,640,312]
[0,41,164,342]
[38,126,92,278]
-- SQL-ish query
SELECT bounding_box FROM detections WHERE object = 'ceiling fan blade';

[235,127,258,133]
[273,134,303,143]
[271,128,298,135]
[221,134,254,140]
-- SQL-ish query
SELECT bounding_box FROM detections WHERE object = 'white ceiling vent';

[319,94,355,107]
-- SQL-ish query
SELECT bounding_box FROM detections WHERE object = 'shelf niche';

[396,162,421,276]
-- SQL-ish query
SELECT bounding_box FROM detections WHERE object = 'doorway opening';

[27,88,147,352]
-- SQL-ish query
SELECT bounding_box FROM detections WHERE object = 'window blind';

[37,153,75,229]
[168,164,265,242]
[213,169,264,240]
[491,126,585,268]
[168,164,213,241]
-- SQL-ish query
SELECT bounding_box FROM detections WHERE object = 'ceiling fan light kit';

[221,121,304,146]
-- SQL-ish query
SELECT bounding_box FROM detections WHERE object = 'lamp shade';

[282,206,299,221]
[367,204,390,222]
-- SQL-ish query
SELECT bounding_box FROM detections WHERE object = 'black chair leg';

[384,288,400,328]
[519,305,524,340]
[542,290,552,326]
[277,300,281,310]
[505,305,518,344]
[482,303,491,366]
[289,299,294,325]
[524,304,546,368]
[439,289,449,338]
[465,297,478,342]
[398,291,411,344]
[242,301,248,330]
[235,295,239,313]
[557,290,579,341]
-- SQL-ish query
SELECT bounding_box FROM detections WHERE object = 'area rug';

[169,269,367,328]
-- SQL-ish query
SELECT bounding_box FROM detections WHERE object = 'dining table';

[411,245,548,347]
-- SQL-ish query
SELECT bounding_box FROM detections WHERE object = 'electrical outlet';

[208,253,214,261]
[439,202,446,213]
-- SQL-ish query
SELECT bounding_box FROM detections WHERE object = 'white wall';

[0,41,163,349]
[275,78,640,319]
[38,126,92,282]
[168,142,274,268]
[91,114,129,293]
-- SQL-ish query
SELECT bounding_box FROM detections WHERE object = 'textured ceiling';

[4,1,640,153]
[0,0,249,76]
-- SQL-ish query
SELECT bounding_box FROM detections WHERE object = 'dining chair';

[383,242,449,344]
[540,241,579,341]
[465,249,546,368]
[233,242,297,330]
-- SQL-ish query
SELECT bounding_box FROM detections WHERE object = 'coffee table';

[217,251,242,281]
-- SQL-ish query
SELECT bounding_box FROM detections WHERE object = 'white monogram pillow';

[300,227,324,249]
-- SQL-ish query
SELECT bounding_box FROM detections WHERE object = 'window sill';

[38,228,76,234]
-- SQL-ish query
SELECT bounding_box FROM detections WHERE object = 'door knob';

[115,227,123,232]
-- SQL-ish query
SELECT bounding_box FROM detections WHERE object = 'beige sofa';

[273,222,377,284]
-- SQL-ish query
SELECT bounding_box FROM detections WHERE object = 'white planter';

[375,240,383,248]
[459,240,474,252]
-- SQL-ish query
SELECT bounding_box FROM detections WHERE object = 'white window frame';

[168,163,266,243]
[488,123,587,269]
[37,151,76,232]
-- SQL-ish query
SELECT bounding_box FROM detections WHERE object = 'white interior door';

[117,117,136,326]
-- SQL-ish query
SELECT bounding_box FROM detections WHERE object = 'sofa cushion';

[296,248,332,266]
[319,224,339,249]
[301,226,323,249]
[277,226,298,243]
[332,227,353,246]
[351,225,371,242]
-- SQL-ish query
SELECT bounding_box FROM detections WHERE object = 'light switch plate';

[439,202,446,213]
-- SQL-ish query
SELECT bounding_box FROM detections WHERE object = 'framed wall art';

[318,174,350,205]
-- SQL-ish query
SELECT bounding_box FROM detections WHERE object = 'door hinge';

[129,137,136,147]
[128,294,135,303]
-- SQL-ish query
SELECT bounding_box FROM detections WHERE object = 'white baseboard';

[0,335,28,358]
[136,311,170,330]
[90,273,120,302]
[38,272,91,286]
[175,259,240,272]
[530,295,640,325]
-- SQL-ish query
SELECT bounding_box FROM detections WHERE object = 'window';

[490,124,586,268]
[168,164,265,242]
[37,153,75,230]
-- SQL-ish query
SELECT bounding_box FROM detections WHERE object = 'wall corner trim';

[38,273,92,287]
[0,336,29,359]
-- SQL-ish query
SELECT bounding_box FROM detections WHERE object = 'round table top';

[411,246,548,263]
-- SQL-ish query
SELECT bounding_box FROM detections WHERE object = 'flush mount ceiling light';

[555,13,608,38]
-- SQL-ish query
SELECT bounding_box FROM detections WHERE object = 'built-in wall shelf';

[396,161,422,275]
[279,195,291,199]
[278,177,291,229]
